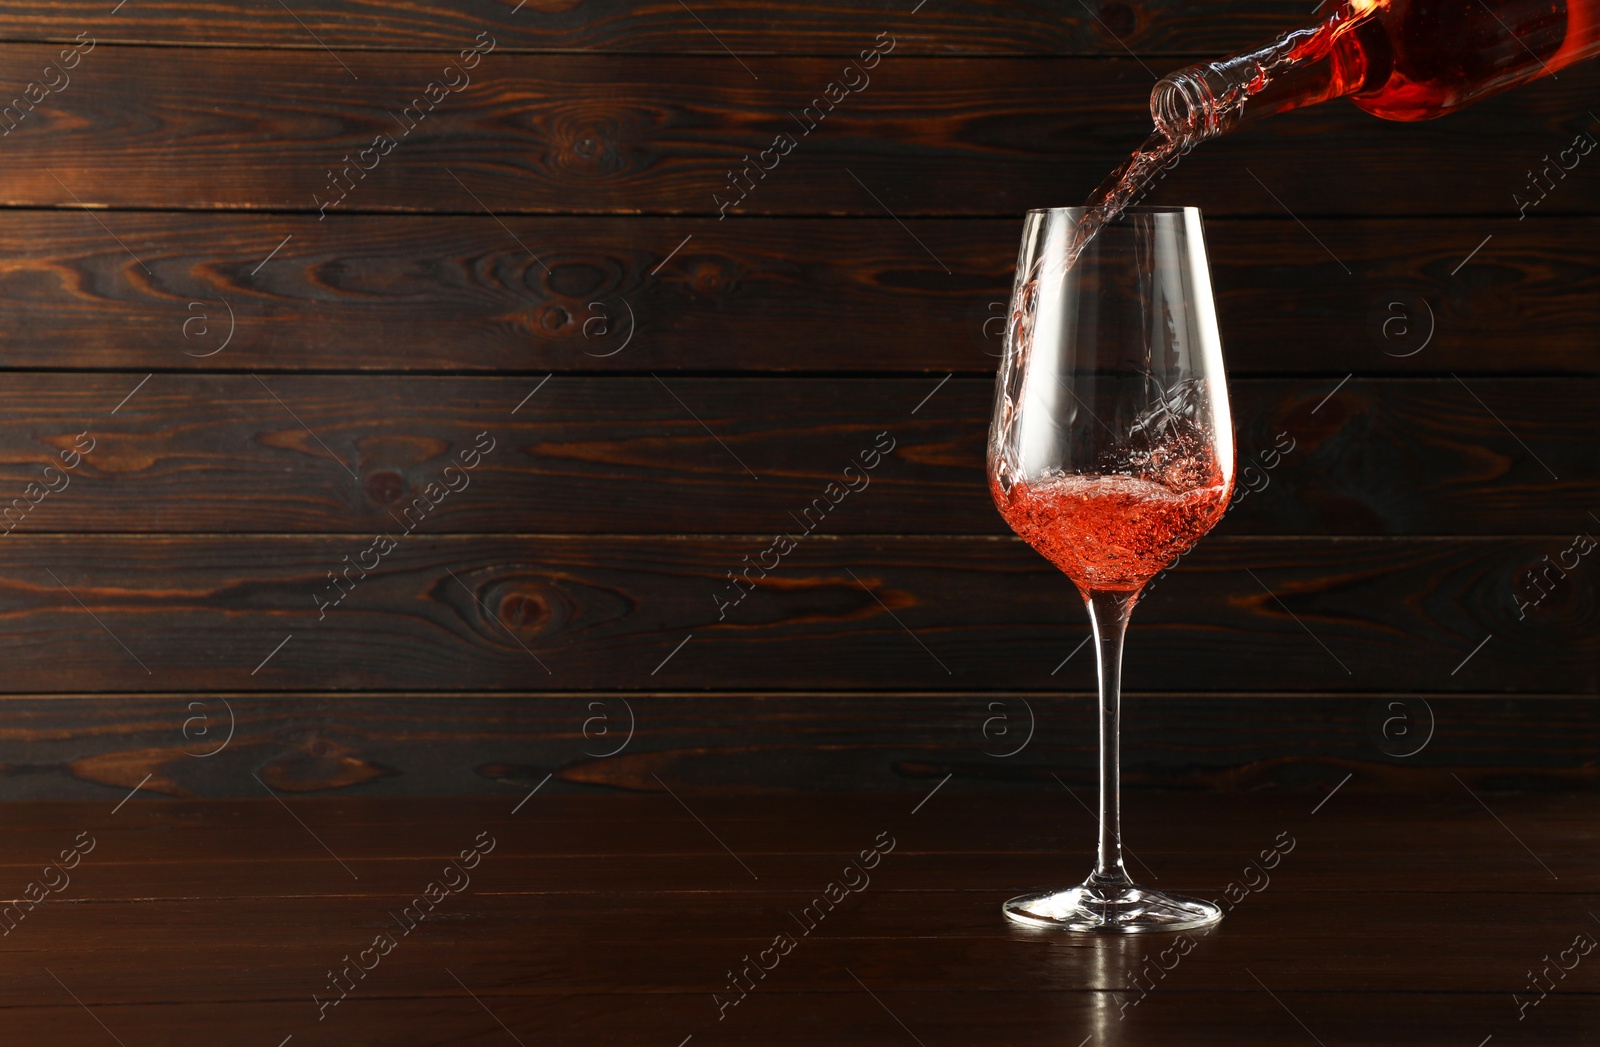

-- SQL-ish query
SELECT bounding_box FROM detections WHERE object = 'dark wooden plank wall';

[0,2,1591,797]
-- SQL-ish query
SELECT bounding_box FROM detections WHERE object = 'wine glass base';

[1002,881,1222,934]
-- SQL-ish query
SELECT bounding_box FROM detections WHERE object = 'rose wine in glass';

[989,205,1234,932]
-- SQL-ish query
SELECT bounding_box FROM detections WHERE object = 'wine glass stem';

[1086,589,1137,887]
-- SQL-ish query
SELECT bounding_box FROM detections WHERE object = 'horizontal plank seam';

[3,205,1600,220]
[0,533,1583,541]
[0,694,1580,701]
[0,370,1590,381]
[0,207,1592,223]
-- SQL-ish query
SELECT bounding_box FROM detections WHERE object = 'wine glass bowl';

[989,206,1234,933]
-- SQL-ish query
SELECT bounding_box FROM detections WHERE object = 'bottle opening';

[1151,70,1215,141]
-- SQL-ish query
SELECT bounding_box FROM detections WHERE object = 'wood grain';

[0,692,1591,798]
[0,792,1588,1044]
[0,214,1592,374]
[0,376,1589,536]
[1,846,1597,898]
[0,992,1592,1047]
[0,1,1333,55]
[0,535,1585,694]
[7,893,1599,993]
[9,791,1595,856]
[0,48,1594,215]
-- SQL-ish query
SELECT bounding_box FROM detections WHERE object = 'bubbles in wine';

[993,386,1229,594]
[991,466,1230,595]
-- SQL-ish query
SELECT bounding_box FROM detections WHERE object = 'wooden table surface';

[1,785,1593,1045]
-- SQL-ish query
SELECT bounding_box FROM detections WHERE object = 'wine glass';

[988,205,1234,932]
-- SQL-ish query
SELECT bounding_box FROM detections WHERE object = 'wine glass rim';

[1024,205,1201,216]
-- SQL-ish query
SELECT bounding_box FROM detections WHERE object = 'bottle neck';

[1152,6,1373,145]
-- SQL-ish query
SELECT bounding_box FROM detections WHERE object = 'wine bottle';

[1154,0,1600,144]
[1061,0,1600,268]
